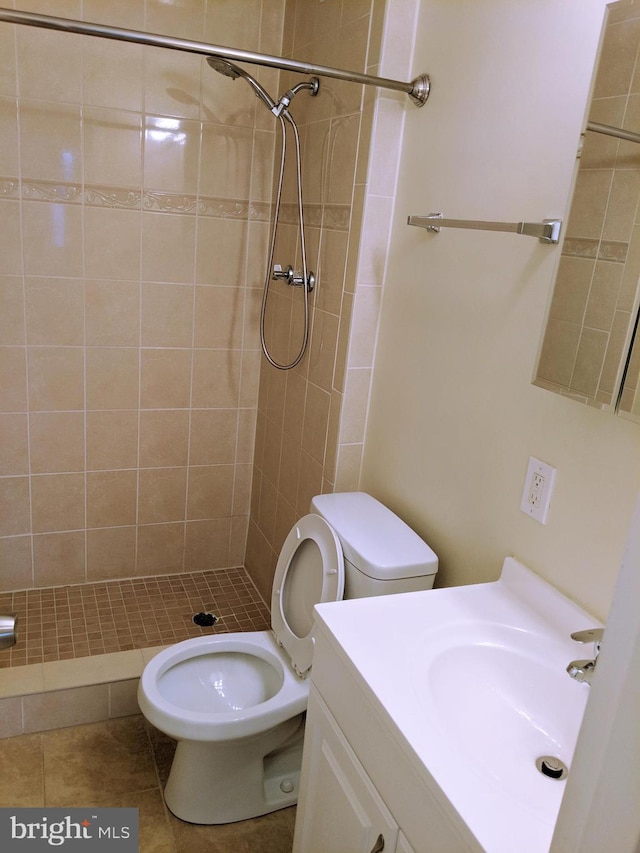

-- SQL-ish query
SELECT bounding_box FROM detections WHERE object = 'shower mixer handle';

[272,264,315,292]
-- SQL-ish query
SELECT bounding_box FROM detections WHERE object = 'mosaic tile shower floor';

[0,568,271,668]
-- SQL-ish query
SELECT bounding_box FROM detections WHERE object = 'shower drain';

[536,756,569,780]
[192,612,218,627]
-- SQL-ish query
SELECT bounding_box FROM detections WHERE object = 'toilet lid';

[271,513,344,677]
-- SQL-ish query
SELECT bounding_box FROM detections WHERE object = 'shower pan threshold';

[0,568,270,739]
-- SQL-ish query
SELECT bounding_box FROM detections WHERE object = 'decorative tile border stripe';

[0,178,19,199]
[85,186,142,209]
[2,178,352,229]
[562,236,629,264]
[22,180,83,203]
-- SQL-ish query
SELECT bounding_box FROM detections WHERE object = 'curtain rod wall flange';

[0,7,431,107]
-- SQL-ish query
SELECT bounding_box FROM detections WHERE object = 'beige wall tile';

[0,697,24,739]
[139,409,190,468]
[84,107,142,188]
[0,535,33,590]
[141,212,196,284]
[144,47,202,120]
[31,473,85,533]
[140,348,192,409]
[0,202,22,275]
[567,170,614,239]
[16,13,82,105]
[147,0,206,42]
[195,217,248,286]
[0,413,29,475]
[142,282,194,348]
[22,204,83,278]
[536,319,581,387]
[187,465,235,519]
[83,40,144,111]
[33,531,86,586]
[138,467,187,524]
[25,278,84,346]
[84,208,142,282]
[85,280,140,347]
[28,347,84,412]
[30,412,85,473]
[184,518,232,570]
[87,526,136,581]
[144,115,200,194]
[0,96,18,176]
[0,477,30,537]
[19,102,82,182]
[548,256,594,323]
[136,522,185,575]
[0,348,27,412]
[0,276,26,345]
[192,350,242,408]
[86,348,139,410]
[301,382,330,464]
[193,285,244,349]
[189,408,238,465]
[23,684,109,734]
[86,410,139,471]
[0,21,16,99]
[109,679,141,718]
[87,470,137,528]
[593,18,640,99]
[584,261,624,331]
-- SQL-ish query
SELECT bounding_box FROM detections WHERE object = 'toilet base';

[164,714,305,824]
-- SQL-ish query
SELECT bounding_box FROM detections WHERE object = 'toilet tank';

[310,492,438,599]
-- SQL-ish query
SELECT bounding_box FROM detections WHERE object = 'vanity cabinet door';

[293,688,399,853]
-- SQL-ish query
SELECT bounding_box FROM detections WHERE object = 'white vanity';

[292,558,599,853]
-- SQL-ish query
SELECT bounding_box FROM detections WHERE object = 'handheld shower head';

[206,56,277,112]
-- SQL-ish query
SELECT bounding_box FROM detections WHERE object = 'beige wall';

[0,0,284,589]
[362,0,640,622]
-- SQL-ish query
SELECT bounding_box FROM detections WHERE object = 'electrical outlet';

[520,456,556,524]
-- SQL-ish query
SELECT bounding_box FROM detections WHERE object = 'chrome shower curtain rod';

[0,7,431,107]
[587,120,640,145]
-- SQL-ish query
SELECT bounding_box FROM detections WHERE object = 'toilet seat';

[271,513,344,676]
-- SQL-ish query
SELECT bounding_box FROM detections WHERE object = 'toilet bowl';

[138,492,438,825]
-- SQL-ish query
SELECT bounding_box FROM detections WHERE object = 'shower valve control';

[273,264,315,291]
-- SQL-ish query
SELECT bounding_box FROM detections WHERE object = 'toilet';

[137,492,438,824]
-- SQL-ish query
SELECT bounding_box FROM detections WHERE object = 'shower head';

[206,56,241,79]
[206,56,277,112]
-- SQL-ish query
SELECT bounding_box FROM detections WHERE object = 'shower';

[207,57,320,370]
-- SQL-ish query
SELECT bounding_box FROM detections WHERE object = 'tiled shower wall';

[0,0,285,590]
[535,0,640,408]
[245,0,417,599]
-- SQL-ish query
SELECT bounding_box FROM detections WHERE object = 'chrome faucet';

[566,628,604,685]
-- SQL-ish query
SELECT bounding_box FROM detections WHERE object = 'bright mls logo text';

[0,808,139,851]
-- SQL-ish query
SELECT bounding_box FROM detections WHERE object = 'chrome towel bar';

[407,214,562,244]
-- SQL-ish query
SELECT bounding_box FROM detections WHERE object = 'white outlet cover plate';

[520,456,556,524]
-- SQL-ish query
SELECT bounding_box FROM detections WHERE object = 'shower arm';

[0,7,431,108]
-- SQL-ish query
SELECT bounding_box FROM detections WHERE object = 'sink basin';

[314,557,600,853]
[415,623,589,801]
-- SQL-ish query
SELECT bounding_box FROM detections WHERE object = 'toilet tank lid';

[310,492,438,581]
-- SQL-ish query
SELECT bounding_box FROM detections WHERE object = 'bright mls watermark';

[0,809,138,851]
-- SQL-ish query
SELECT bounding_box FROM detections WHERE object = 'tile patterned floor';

[0,568,271,668]
[0,715,296,853]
